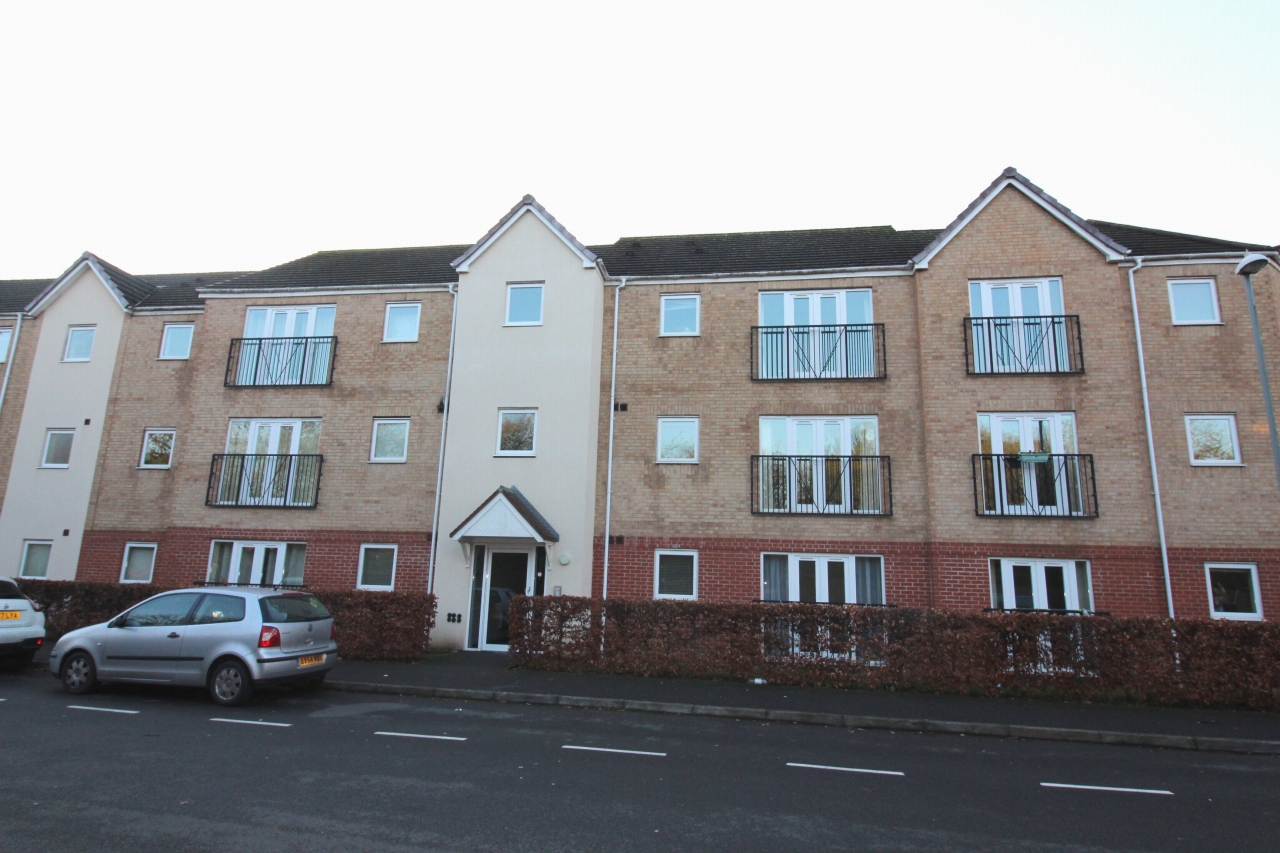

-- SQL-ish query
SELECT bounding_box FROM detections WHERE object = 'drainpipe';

[0,315,23,421]
[1126,259,1175,618]
[601,277,627,599]
[427,282,459,596]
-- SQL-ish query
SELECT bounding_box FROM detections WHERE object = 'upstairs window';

[370,419,410,463]
[140,429,176,469]
[0,328,12,363]
[969,278,1063,318]
[660,294,701,336]
[42,430,74,468]
[383,303,421,342]
[63,326,96,362]
[1185,415,1241,466]
[657,417,699,463]
[159,324,194,359]
[1168,279,1220,325]
[506,284,544,326]
[496,410,537,456]
[759,289,873,326]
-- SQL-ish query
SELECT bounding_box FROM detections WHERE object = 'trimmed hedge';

[17,581,435,662]
[509,596,1280,710]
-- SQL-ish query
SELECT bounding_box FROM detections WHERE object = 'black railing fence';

[752,455,892,516]
[972,453,1097,518]
[206,454,323,508]
[964,315,1083,375]
[225,336,336,387]
[752,324,886,380]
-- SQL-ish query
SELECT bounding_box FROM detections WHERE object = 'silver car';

[48,587,337,706]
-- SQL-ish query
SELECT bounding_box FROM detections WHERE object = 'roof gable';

[450,486,560,543]
[452,195,597,273]
[26,253,139,316]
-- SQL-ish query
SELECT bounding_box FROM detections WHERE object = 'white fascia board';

[454,201,598,273]
[199,284,454,298]
[608,266,915,285]
[450,492,544,542]
[27,254,130,316]
[133,307,205,315]
[1129,253,1278,267]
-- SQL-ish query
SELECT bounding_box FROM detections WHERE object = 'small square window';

[660,294,700,336]
[496,410,537,456]
[63,327,96,362]
[358,544,398,590]
[655,550,697,599]
[1168,280,1221,325]
[42,430,74,468]
[20,541,52,579]
[159,324,194,359]
[383,303,422,342]
[506,284,544,326]
[657,417,699,463]
[1185,415,1241,465]
[0,328,12,363]
[140,429,176,468]
[371,419,410,463]
[1206,563,1262,621]
[120,543,157,583]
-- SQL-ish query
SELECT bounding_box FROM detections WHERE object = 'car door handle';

[168,632,181,639]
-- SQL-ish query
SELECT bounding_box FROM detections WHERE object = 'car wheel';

[61,651,97,694]
[208,659,254,706]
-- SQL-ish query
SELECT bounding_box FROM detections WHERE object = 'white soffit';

[452,195,598,273]
[451,493,544,542]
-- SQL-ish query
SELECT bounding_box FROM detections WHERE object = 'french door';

[992,558,1092,612]
[758,290,874,378]
[207,541,306,586]
[219,419,321,507]
[759,417,880,513]
[969,279,1067,372]
[980,413,1079,516]
[239,306,336,385]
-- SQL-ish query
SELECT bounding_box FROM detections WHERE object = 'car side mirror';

[110,615,127,628]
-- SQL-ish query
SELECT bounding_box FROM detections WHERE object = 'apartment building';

[1,169,1276,649]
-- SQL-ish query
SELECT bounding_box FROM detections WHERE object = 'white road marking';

[209,718,292,728]
[67,705,139,715]
[1041,782,1173,795]
[563,745,666,757]
[375,731,467,742]
[787,762,904,777]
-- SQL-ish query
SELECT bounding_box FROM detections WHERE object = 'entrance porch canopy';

[449,486,560,544]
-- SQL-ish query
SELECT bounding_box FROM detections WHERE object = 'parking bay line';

[68,705,140,715]
[210,718,292,728]
[788,762,904,777]
[563,745,667,757]
[376,731,467,742]
[1041,782,1173,796]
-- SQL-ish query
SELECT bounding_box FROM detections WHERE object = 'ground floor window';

[120,543,157,583]
[761,553,884,605]
[1206,563,1262,621]
[20,541,52,578]
[655,550,697,599]
[989,558,1092,612]
[208,540,306,586]
[358,544,398,590]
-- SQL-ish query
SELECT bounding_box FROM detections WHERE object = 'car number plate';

[0,611,20,620]
[298,654,325,667]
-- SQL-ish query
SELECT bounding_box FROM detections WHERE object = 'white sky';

[1,1,1276,279]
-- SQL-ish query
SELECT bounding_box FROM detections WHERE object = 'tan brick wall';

[0,315,41,517]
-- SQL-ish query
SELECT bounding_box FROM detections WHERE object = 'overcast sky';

[1,1,1276,279]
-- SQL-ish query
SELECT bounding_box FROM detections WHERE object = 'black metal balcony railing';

[206,454,323,508]
[751,455,893,516]
[964,316,1083,375]
[972,453,1097,518]
[225,337,337,387]
[752,324,886,380]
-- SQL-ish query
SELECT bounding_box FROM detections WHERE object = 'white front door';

[480,549,534,650]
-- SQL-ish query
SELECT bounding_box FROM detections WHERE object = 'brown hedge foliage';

[17,581,436,661]
[509,596,1280,710]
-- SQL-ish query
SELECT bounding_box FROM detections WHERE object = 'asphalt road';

[2,668,1276,853]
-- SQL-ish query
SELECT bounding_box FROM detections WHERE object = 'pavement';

[330,651,1280,749]
[3,663,1278,852]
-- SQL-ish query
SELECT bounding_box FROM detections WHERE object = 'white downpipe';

[0,315,23,421]
[601,277,627,599]
[1127,259,1175,618]
[427,282,459,596]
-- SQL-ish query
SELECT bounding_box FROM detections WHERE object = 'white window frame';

[757,288,875,325]
[139,428,177,469]
[382,302,422,343]
[158,323,194,360]
[1205,562,1263,621]
[656,417,700,464]
[659,293,701,336]
[495,409,538,457]
[41,429,74,468]
[62,326,96,362]
[206,540,307,586]
[0,327,12,363]
[505,283,544,326]
[357,543,398,591]
[120,542,158,583]
[758,552,886,605]
[654,549,698,600]
[1184,414,1242,466]
[989,557,1094,613]
[20,540,53,579]
[967,278,1064,318]
[370,418,410,463]
[1168,278,1222,326]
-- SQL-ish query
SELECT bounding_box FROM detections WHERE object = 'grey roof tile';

[209,246,467,291]
[1088,220,1273,256]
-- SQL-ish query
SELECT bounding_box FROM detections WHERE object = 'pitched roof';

[207,246,465,292]
[588,226,941,278]
[132,272,248,310]
[1087,220,1272,257]
[0,279,52,313]
[452,195,597,273]
[449,485,560,543]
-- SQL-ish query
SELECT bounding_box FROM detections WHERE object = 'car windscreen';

[259,594,331,623]
[0,579,23,600]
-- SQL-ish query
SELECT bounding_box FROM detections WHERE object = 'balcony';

[752,324,886,380]
[225,337,337,387]
[206,454,323,508]
[751,455,893,516]
[964,316,1083,375]
[972,454,1097,518]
